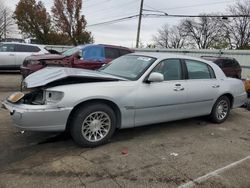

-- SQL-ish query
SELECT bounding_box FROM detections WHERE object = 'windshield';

[100,55,156,80]
[62,47,81,56]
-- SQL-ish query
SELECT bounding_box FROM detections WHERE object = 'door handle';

[174,87,184,91]
[9,54,15,56]
[212,85,220,88]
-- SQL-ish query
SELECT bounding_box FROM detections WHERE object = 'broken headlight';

[22,90,64,105]
[44,90,64,104]
[7,92,25,103]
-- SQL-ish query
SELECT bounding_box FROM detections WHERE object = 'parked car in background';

[0,42,49,70]
[201,56,242,79]
[21,44,133,78]
[2,53,246,147]
[243,75,250,97]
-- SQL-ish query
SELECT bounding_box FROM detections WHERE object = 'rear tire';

[210,96,230,123]
[70,103,117,147]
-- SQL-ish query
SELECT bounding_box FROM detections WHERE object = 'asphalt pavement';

[0,73,250,188]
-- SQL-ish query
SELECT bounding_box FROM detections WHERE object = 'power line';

[83,0,113,9]
[87,13,250,27]
[87,14,139,27]
[84,0,138,18]
[144,13,250,18]
[144,0,235,12]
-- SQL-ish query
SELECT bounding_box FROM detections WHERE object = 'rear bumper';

[233,92,247,108]
[2,101,72,131]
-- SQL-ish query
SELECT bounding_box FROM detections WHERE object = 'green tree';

[52,0,94,45]
[14,0,53,44]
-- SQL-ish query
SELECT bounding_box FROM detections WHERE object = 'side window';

[15,44,40,52]
[186,60,213,79]
[105,47,120,59]
[152,59,182,81]
[0,44,15,52]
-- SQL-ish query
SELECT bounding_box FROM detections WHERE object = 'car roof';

[130,52,211,62]
[201,56,235,60]
[0,42,46,48]
[77,44,132,51]
[130,52,222,67]
[130,52,226,79]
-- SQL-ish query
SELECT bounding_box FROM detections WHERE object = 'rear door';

[184,59,220,117]
[15,44,41,66]
[0,43,16,68]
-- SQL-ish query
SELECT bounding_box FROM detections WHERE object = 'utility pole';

[136,0,144,48]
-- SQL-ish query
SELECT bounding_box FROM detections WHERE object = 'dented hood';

[24,67,127,88]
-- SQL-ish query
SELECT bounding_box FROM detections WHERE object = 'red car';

[201,56,242,79]
[21,44,133,78]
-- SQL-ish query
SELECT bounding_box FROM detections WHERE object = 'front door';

[134,59,188,126]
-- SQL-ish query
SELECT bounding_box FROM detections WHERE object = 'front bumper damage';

[2,100,72,131]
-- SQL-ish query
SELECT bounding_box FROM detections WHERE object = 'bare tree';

[153,24,186,48]
[0,1,14,40]
[153,24,170,48]
[168,25,187,48]
[180,15,223,49]
[224,0,250,49]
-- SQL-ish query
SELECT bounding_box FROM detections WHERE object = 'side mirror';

[147,72,164,82]
[76,51,83,59]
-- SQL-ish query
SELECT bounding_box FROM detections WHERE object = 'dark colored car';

[21,44,133,78]
[201,56,242,79]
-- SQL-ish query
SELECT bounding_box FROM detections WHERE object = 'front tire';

[210,96,230,123]
[70,103,117,147]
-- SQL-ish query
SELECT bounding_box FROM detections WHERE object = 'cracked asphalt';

[0,73,250,188]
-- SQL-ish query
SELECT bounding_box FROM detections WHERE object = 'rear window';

[215,59,240,68]
[203,57,240,69]
[105,47,120,59]
[120,49,131,56]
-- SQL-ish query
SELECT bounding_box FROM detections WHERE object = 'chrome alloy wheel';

[216,100,229,120]
[81,111,111,142]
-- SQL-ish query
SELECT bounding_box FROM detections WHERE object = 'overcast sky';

[8,0,237,47]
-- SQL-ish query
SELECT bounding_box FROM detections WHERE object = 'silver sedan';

[2,53,247,147]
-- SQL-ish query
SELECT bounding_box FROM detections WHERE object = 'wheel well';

[221,93,234,108]
[65,99,122,132]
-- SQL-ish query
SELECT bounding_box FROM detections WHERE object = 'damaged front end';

[2,67,125,131]
[2,86,70,132]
